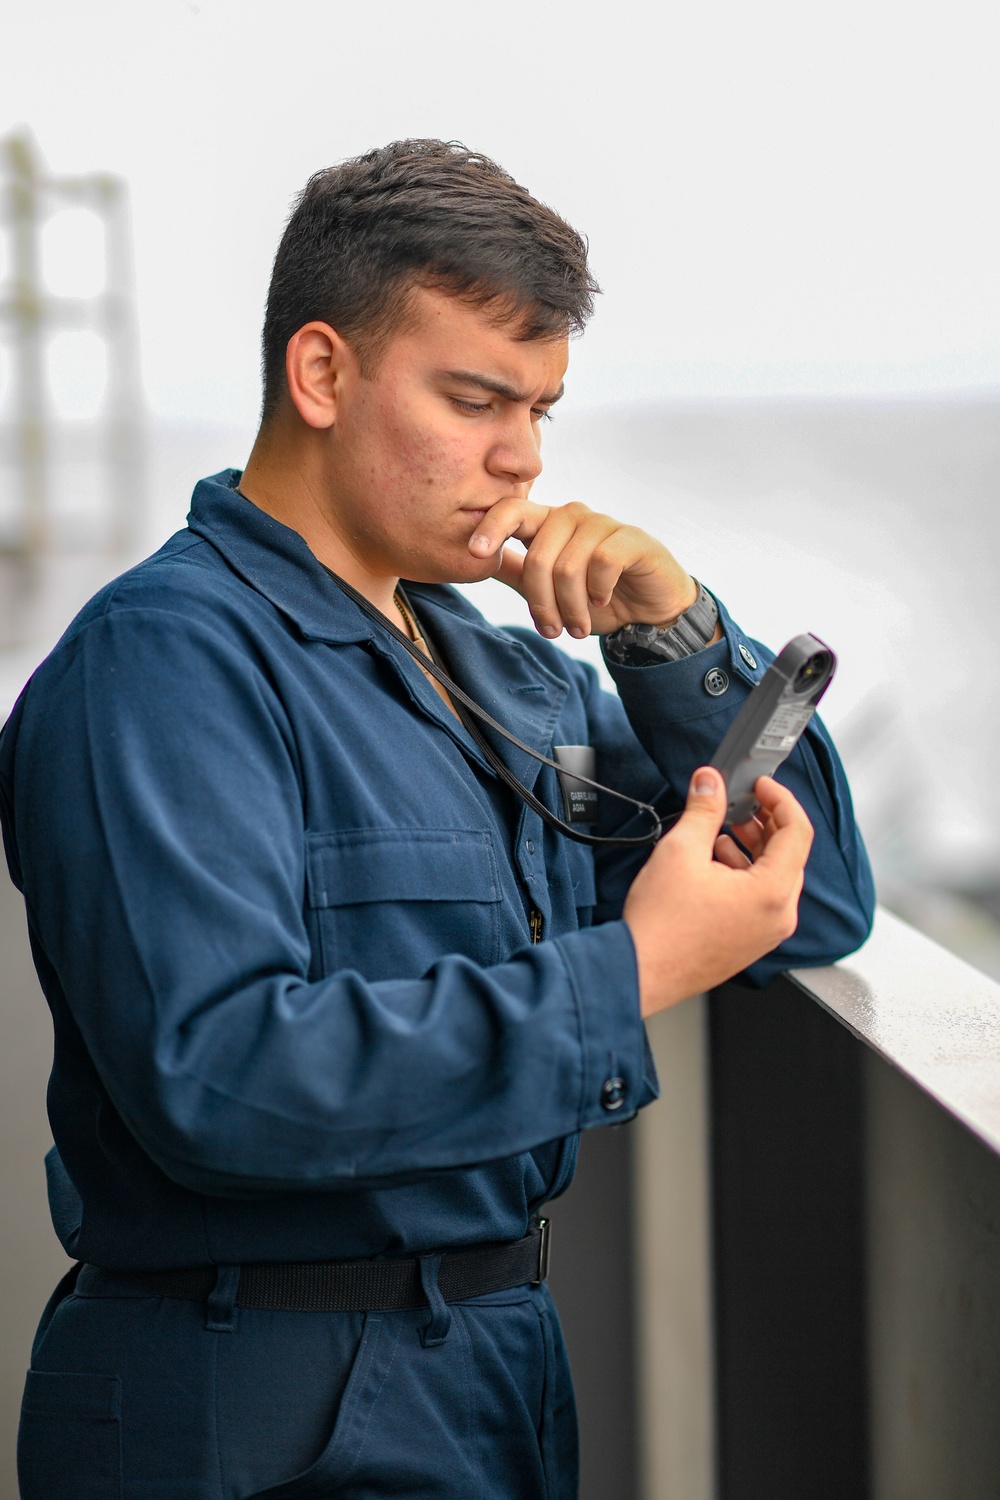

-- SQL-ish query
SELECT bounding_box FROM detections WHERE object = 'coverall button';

[704,667,729,697]
[600,1076,627,1112]
[738,643,758,670]
[526,839,535,855]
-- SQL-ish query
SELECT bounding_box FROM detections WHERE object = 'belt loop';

[418,1254,453,1348]
[206,1264,241,1333]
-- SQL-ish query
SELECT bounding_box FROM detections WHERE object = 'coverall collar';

[186,470,568,784]
[188,469,373,645]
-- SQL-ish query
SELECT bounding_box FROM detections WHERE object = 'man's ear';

[284,321,356,430]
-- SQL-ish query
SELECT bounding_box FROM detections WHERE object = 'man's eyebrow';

[442,370,565,405]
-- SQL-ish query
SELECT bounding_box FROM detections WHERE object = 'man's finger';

[727,812,766,860]
[714,833,752,870]
[493,546,526,595]
[666,766,729,855]
[468,497,549,559]
[585,531,630,611]
[747,777,814,879]
[546,514,625,638]
[516,508,588,637]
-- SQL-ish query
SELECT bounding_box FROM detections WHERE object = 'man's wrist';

[603,582,719,665]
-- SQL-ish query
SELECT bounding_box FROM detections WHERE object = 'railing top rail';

[790,906,1000,1157]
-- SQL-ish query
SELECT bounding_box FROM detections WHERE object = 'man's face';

[322,286,569,584]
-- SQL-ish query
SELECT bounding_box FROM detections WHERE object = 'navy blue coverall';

[0,472,874,1498]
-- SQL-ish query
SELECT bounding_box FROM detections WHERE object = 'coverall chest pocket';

[306,828,504,982]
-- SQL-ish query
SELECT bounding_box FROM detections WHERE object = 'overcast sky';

[2,0,999,423]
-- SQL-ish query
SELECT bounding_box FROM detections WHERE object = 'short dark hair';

[260,139,599,418]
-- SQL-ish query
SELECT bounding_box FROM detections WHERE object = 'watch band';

[603,581,719,665]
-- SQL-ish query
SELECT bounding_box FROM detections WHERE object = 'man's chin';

[402,550,504,588]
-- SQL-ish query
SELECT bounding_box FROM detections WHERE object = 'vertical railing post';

[709,975,870,1500]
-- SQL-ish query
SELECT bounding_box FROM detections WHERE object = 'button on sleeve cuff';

[553,919,659,1128]
[602,594,766,732]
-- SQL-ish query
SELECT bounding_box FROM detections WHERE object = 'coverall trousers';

[19,1263,577,1498]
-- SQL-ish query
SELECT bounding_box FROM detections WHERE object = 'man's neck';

[240,429,398,618]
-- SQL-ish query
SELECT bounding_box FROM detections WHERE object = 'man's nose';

[487,415,544,486]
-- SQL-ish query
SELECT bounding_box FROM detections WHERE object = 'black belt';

[79,1218,551,1313]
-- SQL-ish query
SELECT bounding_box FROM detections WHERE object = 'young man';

[1,140,873,1498]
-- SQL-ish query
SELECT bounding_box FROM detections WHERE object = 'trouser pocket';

[18,1369,122,1500]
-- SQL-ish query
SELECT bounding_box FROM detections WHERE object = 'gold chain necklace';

[393,590,459,719]
[392,590,424,649]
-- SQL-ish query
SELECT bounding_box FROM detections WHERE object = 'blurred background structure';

[0,130,144,658]
[1,3,999,1496]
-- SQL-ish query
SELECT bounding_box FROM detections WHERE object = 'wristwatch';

[603,581,719,665]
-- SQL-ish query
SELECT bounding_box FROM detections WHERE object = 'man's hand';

[623,768,814,1017]
[468,498,699,638]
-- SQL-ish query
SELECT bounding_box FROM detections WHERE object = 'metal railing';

[631,908,1000,1500]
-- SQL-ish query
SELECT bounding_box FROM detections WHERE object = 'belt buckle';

[531,1217,551,1285]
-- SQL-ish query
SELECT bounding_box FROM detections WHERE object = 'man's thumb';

[678,766,727,840]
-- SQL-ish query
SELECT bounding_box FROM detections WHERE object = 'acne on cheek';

[374,400,472,498]
[408,436,469,493]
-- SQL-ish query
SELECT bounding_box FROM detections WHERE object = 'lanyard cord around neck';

[321,565,664,850]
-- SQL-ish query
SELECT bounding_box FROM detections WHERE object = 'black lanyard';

[321,566,665,850]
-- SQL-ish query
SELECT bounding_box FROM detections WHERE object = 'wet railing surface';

[790,907,1000,1157]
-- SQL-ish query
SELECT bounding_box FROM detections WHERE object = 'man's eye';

[451,398,491,414]
[532,408,554,423]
